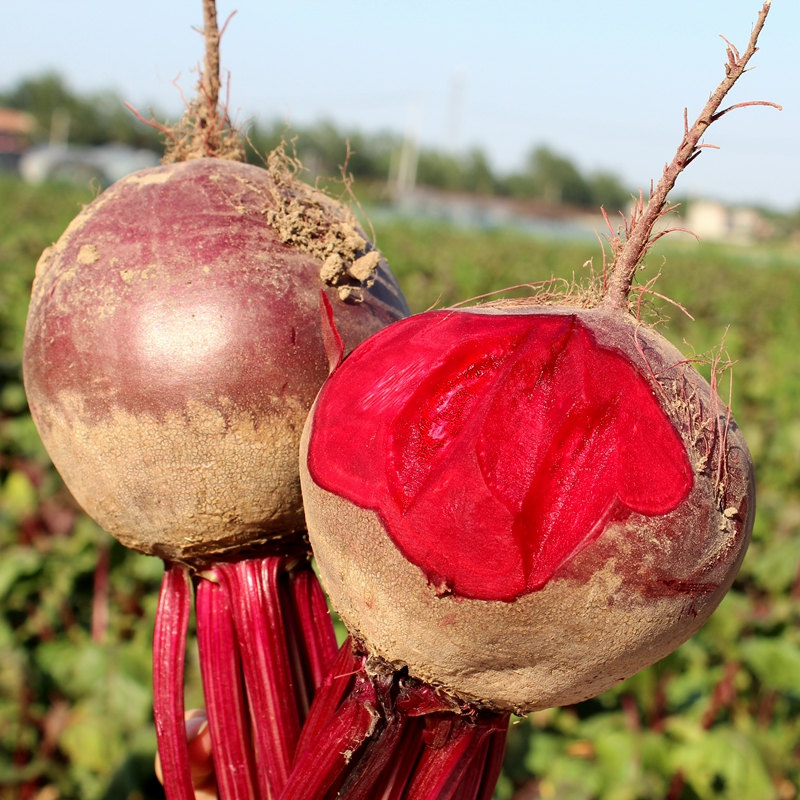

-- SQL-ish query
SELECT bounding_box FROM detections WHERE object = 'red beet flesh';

[301,304,755,712]
[308,310,695,601]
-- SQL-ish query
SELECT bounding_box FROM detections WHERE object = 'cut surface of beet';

[308,311,693,601]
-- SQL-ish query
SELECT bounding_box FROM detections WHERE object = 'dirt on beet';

[264,143,384,301]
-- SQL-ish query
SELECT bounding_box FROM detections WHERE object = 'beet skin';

[24,158,408,561]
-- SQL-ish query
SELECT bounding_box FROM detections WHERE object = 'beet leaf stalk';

[157,555,340,800]
[195,573,259,800]
[153,564,195,800]
[280,638,509,800]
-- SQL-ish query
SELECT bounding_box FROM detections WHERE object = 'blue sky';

[4,1,797,210]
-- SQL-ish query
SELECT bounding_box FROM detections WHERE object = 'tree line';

[0,73,659,215]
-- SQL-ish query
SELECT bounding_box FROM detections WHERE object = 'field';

[1,173,799,799]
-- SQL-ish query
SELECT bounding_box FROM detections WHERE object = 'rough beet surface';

[308,310,696,601]
[300,304,754,713]
[23,157,408,561]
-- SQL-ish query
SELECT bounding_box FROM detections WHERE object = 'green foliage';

[0,175,94,362]
[2,175,799,799]
[500,146,630,212]
[0,73,164,151]
[1,73,631,213]
[0,175,167,798]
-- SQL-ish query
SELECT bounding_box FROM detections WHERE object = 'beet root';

[23,157,408,561]
[300,304,754,713]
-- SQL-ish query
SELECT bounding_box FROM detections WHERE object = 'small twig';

[202,0,221,117]
[124,102,179,142]
[603,2,781,311]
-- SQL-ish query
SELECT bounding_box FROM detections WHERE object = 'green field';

[1,173,799,799]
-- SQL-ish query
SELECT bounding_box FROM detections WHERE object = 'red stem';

[279,670,380,800]
[287,642,509,799]
[218,558,301,798]
[335,714,413,800]
[287,563,340,694]
[469,716,510,800]
[153,562,195,800]
[195,572,259,800]
[404,716,481,800]
[292,639,362,766]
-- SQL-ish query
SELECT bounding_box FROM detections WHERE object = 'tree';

[524,145,593,207]
[0,72,163,150]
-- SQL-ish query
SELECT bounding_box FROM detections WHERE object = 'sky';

[3,1,798,211]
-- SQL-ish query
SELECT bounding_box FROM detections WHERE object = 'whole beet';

[23,157,408,562]
[300,303,754,712]
[298,7,772,717]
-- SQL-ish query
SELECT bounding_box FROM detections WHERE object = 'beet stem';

[287,648,508,799]
[342,714,427,800]
[292,639,361,767]
[473,717,509,800]
[403,716,479,800]
[279,669,379,800]
[153,562,195,800]
[218,558,301,798]
[195,572,259,800]
[450,715,509,800]
[334,714,408,800]
[288,564,340,691]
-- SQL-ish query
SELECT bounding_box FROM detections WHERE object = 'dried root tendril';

[129,1,244,163]
[632,324,740,514]
[601,1,780,311]
[446,268,608,313]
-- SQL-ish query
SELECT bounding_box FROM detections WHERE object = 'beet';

[22,149,409,800]
[23,156,408,562]
[290,10,772,792]
[300,304,754,711]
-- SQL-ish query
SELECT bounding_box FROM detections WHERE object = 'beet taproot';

[300,304,754,712]
[23,156,408,562]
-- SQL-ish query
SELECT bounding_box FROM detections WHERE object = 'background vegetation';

[1,167,799,799]
[6,72,800,231]
[2,67,800,800]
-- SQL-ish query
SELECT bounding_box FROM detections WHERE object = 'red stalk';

[287,643,509,798]
[217,558,301,798]
[335,714,410,800]
[292,639,362,766]
[195,572,259,800]
[449,715,509,800]
[403,716,480,800]
[153,562,194,800]
[153,554,342,797]
[341,714,427,800]
[450,733,491,800]
[286,565,340,697]
[472,718,509,800]
[280,669,381,799]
